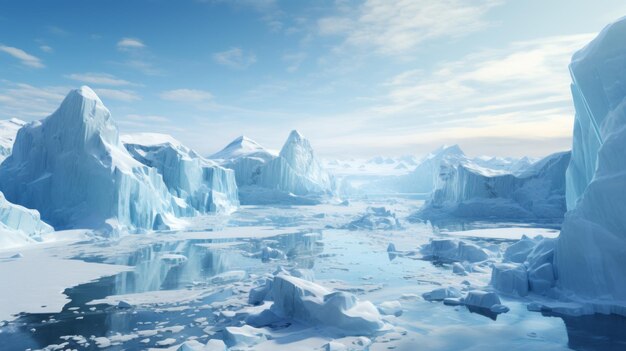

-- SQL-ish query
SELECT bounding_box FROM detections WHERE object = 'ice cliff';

[212,131,335,204]
[123,133,239,214]
[552,17,626,310]
[417,151,570,220]
[0,86,193,232]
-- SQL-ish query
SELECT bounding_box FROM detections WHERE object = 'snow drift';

[0,86,192,232]
[416,150,570,220]
[123,133,239,214]
[551,16,626,311]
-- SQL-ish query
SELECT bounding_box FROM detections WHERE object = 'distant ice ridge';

[0,118,26,164]
[123,133,239,214]
[0,191,53,248]
[211,131,335,204]
[361,145,537,195]
[0,86,194,233]
[549,17,626,312]
[415,150,570,220]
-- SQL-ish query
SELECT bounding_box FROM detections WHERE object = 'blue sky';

[0,0,624,158]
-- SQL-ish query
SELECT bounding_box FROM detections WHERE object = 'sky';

[0,0,624,159]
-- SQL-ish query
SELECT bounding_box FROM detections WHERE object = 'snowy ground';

[0,198,623,351]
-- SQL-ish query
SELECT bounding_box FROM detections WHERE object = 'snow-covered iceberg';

[212,131,335,204]
[0,86,192,232]
[210,135,277,187]
[123,133,239,214]
[416,151,570,220]
[551,17,626,311]
[0,118,26,164]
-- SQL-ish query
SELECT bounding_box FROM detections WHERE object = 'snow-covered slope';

[417,151,570,220]
[212,131,335,204]
[123,133,239,214]
[0,191,53,248]
[0,86,192,232]
[210,136,277,187]
[552,17,626,309]
[0,118,26,164]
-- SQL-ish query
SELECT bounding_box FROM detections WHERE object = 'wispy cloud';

[318,0,501,56]
[39,45,53,53]
[0,45,45,68]
[93,88,141,102]
[0,81,68,119]
[160,89,214,103]
[213,47,256,69]
[117,37,146,50]
[282,52,307,73]
[66,72,135,86]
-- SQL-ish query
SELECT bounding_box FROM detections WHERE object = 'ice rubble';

[420,239,489,263]
[212,131,335,204]
[246,272,386,336]
[123,133,239,214]
[549,17,626,311]
[416,151,570,220]
[0,86,195,232]
[0,118,25,164]
[344,206,400,230]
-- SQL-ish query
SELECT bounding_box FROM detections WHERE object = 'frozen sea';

[0,198,624,351]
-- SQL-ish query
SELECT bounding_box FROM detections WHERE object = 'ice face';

[418,151,570,220]
[0,86,192,232]
[123,133,239,214]
[210,136,277,187]
[555,17,626,306]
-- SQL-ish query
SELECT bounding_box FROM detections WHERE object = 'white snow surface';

[122,132,239,214]
[0,86,193,232]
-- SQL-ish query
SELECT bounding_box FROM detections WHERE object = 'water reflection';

[544,312,626,351]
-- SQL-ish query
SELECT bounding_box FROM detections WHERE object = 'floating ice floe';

[344,207,400,231]
[246,271,387,337]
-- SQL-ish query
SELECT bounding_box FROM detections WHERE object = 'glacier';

[211,130,335,204]
[416,150,570,221]
[122,133,239,214]
[550,17,626,311]
[0,86,193,232]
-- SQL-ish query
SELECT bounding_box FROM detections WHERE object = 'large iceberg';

[0,118,26,164]
[416,150,570,220]
[123,133,239,214]
[552,17,626,310]
[211,131,335,204]
[0,86,192,232]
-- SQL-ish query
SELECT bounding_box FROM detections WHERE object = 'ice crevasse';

[553,16,626,311]
[0,86,202,232]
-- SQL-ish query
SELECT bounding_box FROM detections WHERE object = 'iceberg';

[0,191,53,248]
[416,151,570,220]
[210,135,277,187]
[551,17,626,310]
[123,133,239,214]
[0,118,26,164]
[212,131,335,204]
[0,86,192,232]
